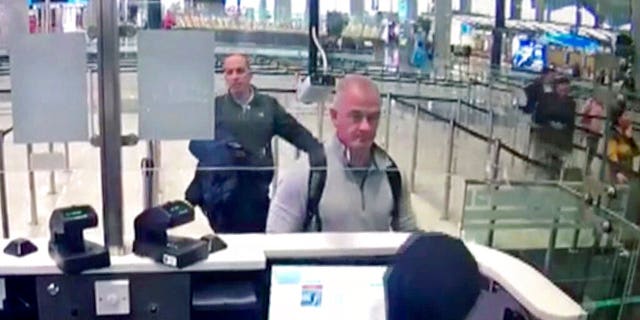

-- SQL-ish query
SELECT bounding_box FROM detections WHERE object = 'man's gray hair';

[334,74,381,109]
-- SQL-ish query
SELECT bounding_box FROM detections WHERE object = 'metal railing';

[0,127,12,239]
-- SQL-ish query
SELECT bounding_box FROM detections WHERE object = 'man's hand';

[616,173,629,185]
[550,121,566,130]
[625,125,634,138]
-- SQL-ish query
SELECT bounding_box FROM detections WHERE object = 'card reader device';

[48,205,110,273]
[133,201,209,268]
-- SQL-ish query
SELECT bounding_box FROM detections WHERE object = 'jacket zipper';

[359,171,370,211]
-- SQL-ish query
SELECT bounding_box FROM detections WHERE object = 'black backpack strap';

[303,148,327,232]
[375,143,402,230]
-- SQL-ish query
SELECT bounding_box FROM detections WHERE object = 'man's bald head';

[223,54,251,70]
[333,74,381,111]
[330,75,381,154]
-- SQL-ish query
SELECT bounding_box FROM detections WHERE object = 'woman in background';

[607,101,639,184]
[580,96,604,174]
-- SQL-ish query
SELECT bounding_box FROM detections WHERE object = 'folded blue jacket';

[185,127,247,228]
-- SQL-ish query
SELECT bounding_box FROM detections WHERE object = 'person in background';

[187,54,322,234]
[266,74,417,233]
[162,9,176,29]
[607,101,639,184]
[580,96,604,174]
[385,232,481,320]
[530,76,577,179]
[523,67,555,114]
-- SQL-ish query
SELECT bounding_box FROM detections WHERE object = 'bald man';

[187,54,321,234]
[266,75,417,233]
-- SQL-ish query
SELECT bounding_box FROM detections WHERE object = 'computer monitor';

[268,265,387,320]
[511,37,548,73]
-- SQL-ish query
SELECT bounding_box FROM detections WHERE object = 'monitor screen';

[269,265,387,320]
[511,37,547,73]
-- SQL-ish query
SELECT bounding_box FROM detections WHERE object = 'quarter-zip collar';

[226,86,256,112]
[326,134,391,171]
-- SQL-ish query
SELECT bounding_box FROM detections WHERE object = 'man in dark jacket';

[530,76,577,179]
[187,54,322,233]
[523,67,555,114]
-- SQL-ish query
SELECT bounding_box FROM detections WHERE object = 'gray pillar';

[510,0,521,19]
[350,0,365,19]
[460,0,471,13]
[633,0,640,92]
[274,0,291,22]
[574,0,581,28]
[434,0,452,77]
[491,0,505,68]
[259,0,268,21]
[406,0,418,21]
[535,0,545,21]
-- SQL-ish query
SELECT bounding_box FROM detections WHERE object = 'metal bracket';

[90,134,139,147]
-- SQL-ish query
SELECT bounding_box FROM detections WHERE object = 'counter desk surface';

[0,233,586,320]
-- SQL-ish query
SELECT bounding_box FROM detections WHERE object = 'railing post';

[143,141,160,209]
[64,142,70,171]
[384,93,392,149]
[273,137,280,195]
[141,156,153,210]
[26,144,38,226]
[619,242,640,319]
[317,101,325,140]
[544,217,559,275]
[486,139,501,247]
[48,143,56,194]
[410,102,420,192]
[443,103,456,220]
[0,132,9,239]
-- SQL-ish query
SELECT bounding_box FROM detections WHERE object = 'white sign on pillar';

[0,0,29,51]
[11,33,90,143]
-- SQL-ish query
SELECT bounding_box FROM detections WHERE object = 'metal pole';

[308,0,319,75]
[143,141,159,208]
[48,143,56,194]
[487,82,496,141]
[0,134,9,239]
[486,139,501,247]
[619,241,640,319]
[97,0,124,251]
[410,103,420,192]
[443,104,456,220]
[317,101,325,140]
[27,144,38,226]
[89,69,96,136]
[64,142,70,171]
[543,217,559,275]
[153,141,161,196]
[141,157,153,210]
[384,93,392,149]
[44,0,51,33]
[273,137,280,194]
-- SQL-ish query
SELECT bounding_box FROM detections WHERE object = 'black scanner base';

[48,240,110,274]
[133,236,209,268]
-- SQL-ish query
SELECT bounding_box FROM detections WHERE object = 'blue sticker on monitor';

[275,269,302,285]
[301,285,323,307]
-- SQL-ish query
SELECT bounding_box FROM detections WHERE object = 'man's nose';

[357,118,372,131]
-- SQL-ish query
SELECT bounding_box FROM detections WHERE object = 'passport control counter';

[0,233,587,320]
